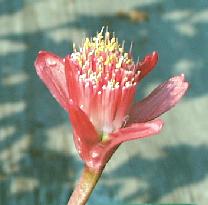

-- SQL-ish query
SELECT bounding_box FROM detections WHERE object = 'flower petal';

[34,51,69,110]
[128,74,189,123]
[110,119,163,143]
[137,51,158,81]
[88,119,163,170]
[64,56,80,104]
[68,101,100,146]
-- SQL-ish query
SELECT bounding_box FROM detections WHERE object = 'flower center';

[71,27,140,90]
[69,27,141,134]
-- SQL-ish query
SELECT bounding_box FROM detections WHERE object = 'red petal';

[64,56,79,105]
[88,119,163,170]
[110,119,163,143]
[137,51,158,81]
[34,51,69,110]
[68,101,100,158]
[128,74,189,123]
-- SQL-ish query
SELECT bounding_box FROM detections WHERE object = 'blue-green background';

[0,0,207,204]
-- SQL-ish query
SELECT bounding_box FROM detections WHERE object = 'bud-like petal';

[34,51,69,110]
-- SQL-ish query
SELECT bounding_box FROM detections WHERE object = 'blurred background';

[0,0,208,204]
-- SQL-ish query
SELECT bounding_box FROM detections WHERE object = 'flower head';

[67,28,140,134]
[34,28,188,171]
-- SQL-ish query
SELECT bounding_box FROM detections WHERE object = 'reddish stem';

[67,166,103,205]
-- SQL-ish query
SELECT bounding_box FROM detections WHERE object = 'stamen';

[70,27,140,91]
[129,41,133,54]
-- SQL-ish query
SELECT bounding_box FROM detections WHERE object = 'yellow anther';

[97,33,103,40]
[87,69,92,76]
[126,59,132,64]
[124,53,129,58]
[116,61,122,69]
[111,37,116,43]
[85,38,90,43]
[84,38,91,49]
[71,27,136,88]
[78,60,82,66]
[109,55,115,62]
[95,50,99,56]
[104,57,110,65]
[118,47,123,53]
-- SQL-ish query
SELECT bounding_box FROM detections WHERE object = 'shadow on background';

[0,27,80,204]
[104,144,208,203]
[0,0,25,16]
[0,0,208,204]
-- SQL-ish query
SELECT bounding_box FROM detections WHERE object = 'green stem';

[67,166,103,205]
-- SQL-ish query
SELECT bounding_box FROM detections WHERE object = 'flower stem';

[67,166,103,205]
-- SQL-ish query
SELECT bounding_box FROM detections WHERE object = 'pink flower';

[34,28,188,171]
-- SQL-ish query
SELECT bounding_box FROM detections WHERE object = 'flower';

[34,28,188,171]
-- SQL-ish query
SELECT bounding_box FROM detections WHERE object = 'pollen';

[71,27,140,90]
